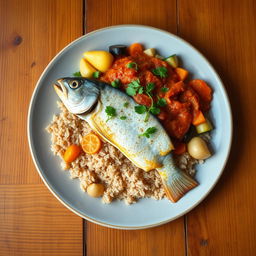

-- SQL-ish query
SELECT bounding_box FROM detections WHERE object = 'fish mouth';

[53,79,68,99]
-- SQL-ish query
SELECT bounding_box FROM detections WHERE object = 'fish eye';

[70,80,79,89]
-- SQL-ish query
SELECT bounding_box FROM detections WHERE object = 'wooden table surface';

[1,0,256,255]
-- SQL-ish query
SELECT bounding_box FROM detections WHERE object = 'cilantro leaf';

[139,127,157,138]
[111,79,121,88]
[157,98,167,107]
[73,71,82,77]
[146,83,155,94]
[92,71,101,78]
[126,62,138,70]
[120,116,127,120]
[134,105,147,114]
[161,87,169,93]
[126,86,137,96]
[150,107,161,115]
[138,87,144,94]
[105,106,116,122]
[123,102,129,108]
[152,67,168,78]
[128,79,141,88]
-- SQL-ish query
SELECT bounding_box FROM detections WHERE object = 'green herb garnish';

[105,106,116,122]
[123,102,129,108]
[134,105,147,114]
[126,79,142,96]
[144,83,158,122]
[138,87,144,94]
[152,67,168,78]
[145,82,155,94]
[126,62,138,70]
[120,116,127,120]
[150,106,161,115]
[92,71,101,78]
[157,98,167,107]
[111,79,121,88]
[73,71,82,77]
[161,87,169,93]
[139,127,157,138]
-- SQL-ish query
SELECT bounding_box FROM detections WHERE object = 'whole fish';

[53,77,198,202]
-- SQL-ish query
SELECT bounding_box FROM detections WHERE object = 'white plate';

[28,25,232,229]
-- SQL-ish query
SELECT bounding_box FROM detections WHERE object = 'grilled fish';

[53,77,198,202]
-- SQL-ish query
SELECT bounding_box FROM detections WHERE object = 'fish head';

[53,77,101,114]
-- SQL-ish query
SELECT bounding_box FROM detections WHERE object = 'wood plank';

[178,0,256,255]
[86,0,177,33]
[0,184,83,255]
[85,1,185,255]
[0,0,83,184]
[87,221,185,256]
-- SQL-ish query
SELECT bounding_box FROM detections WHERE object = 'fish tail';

[157,155,198,202]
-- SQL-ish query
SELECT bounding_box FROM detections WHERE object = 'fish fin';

[160,171,198,202]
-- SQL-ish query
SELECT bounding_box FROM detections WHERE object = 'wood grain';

[0,184,83,255]
[178,0,256,255]
[0,0,84,255]
[85,1,186,256]
[0,0,83,184]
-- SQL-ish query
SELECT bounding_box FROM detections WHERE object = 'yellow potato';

[83,51,114,72]
[87,183,104,198]
[79,58,96,78]
[187,137,211,160]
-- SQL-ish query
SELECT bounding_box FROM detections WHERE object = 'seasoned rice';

[46,101,201,204]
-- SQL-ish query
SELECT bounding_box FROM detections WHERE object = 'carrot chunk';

[175,68,189,81]
[192,110,206,126]
[128,43,144,56]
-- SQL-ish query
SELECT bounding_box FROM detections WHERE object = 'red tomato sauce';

[101,49,212,140]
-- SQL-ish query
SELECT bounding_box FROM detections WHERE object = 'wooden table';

[1,0,256,255]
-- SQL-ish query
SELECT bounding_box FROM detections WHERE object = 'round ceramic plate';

[28,25,232,229]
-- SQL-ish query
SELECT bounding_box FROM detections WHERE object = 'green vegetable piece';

[128,79,141,88]
[120,116,127,120]
[92,71,101,78]
[126,62,138,70]
[73,71,82,77]
[123,102,129,108]
[105,106,116,122]
[126,87,137,96]
[138,87,144,94]
[161,87,169,93]
[196,119,213,134]
[135,105,147,114]
[157,98,167,107]
[146,82,155,94]
[165,54,179,68]
[139,127,157,138]
[150,107,161,115]
[111,79,121,88]
[152,67,168,78]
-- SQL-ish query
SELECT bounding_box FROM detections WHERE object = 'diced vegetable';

[187,137,211,160]
[192,111,206,126]
[109,45,127,56]
[128,43,143,56]
[188,79,213,111]
[79,58,96,78]
[83,51,114,72]
[173,142,187,155]
[196,119,213,134]
[63,144,82,163]
[81,133,102,154]
[155,54,164,60]
[144,48,156,57]
[175,67,188,81]
[87,183,104,197]
[165,54,179,68]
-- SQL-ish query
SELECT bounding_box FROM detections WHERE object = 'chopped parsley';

[139,127,157,138]
[111,79,121,88]
[126,79,142,96]
[152,66,168,78]
[123,102,129,108]
[157,98,167,107]
[92,71,101,78]
[105,106,116,122]
[161,87,169,93]
[134,105,147,114]
[120,116,127,120]
[73,71,82,77]
[150,106,161,115]
[126,62,138,70]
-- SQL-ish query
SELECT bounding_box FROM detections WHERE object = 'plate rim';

[27,24,233,230]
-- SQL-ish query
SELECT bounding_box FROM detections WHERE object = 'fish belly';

[84,86,174,171]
